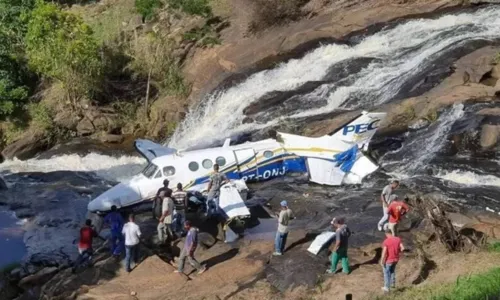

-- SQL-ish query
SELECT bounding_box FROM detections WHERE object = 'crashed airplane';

[87,111,387,218]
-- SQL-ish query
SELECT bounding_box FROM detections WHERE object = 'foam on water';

[170,7,500,149]
[0,153,146,182]
[436,170,500,187]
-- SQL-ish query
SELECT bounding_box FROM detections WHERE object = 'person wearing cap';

[380,227,405,292]
[386,195,409,236]
[378,180,399,231]
[273,200,294,256]
[327,217,351,274]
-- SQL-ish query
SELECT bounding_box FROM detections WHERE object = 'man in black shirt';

[153,179,172,219]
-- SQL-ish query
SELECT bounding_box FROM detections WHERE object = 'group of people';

[274,179,409,293]
[73,163,230,275]
[73,209,142,273]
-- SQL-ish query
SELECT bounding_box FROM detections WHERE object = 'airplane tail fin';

[329,111,387,148]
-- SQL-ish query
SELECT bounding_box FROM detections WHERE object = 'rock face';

[0,171,112,267]
[184,0,462,104]
[1,131,50,160]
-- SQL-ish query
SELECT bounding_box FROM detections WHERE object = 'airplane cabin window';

[154,170,162,179]
[202,159,213,169]
[263,150,274,158]
[142,163,159,178]
[189,161,199,172]
[216,156,226,167]
[163,166,176,176]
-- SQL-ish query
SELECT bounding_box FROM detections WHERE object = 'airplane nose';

[87,182,140,213]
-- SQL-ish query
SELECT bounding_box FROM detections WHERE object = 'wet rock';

[408,119,430,131]
[18,267,58,289]
[2,131,50,160]
[453,46,498,84]
[0,176,7,190]
[2,171,112,267]
[479,124,500,149]
[98,133,125,144]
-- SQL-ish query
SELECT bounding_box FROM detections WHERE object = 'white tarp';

[219,182,251,219]
[307,158,345,186]
[307,231,336,255]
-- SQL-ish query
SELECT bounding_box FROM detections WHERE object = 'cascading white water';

[380,103,465,177]
[436,170,500,186]
[0,153,146,182]
[170,7,500,149]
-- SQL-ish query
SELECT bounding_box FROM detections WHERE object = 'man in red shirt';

[386,195,409,236]
[73,219,97,273]
[380,227,405,292]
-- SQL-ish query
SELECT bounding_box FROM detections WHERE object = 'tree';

[25,0,103,109]
[0,0,36,120]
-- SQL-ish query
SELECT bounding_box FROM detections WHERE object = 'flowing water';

[2,6,500,266]
[169,6,500,149]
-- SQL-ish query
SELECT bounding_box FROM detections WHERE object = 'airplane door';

[233,149,258,181]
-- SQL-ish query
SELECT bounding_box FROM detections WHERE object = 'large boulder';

[479,124,500,149]
[453,46,499,84]
[1,131,50,160]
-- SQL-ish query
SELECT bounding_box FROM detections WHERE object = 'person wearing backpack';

[327,217,351,274]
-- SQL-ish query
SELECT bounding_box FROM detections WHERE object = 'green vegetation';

[135,0,161,21]
[26,1,103,108]
[183,24,221,47]
[0,0,218,150]
[377,267,500,300]
[487,241,500,252]
[167,0,212,17]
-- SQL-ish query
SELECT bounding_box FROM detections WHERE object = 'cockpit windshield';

[142,163,159,178]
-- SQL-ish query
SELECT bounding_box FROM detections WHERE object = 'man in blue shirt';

[103,205,125,257]
[174,220,206,275]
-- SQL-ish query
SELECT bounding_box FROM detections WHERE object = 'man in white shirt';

[158,190,175,243]
[122,213,141,272]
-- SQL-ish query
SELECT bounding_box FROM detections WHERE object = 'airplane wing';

[134,139,177,162]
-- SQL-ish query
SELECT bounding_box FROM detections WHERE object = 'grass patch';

[183,24,221,47]
[70,0,138,45]
[167,0,212,17]
[488,242,500,253]
[377,267,500,300]
[493,52,500,65]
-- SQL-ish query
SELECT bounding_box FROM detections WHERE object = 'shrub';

[135,0,161,21]
[167,0,212,17]
[248,0,308,33]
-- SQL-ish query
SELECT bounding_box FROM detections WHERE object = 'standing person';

[158,189,175,243]
[175,220,206,275]
[172,183,188,236]
[327,217,351,274]
[273,200,294,256]
[206,164,229,215]
[103,205,124,257]
[153,179,172,219]
[377,180,400,231]
[122,213,142,273]
[72,219,98,273]
[386,195,409,236]
[380,227,405,292]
